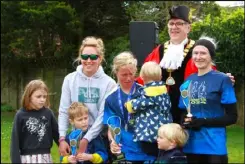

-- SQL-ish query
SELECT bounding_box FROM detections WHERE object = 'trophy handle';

[181,80,193,118]
[70,139,77,156]
[187,81,192,117]
[108,126,115,140]
[186,108,193,118]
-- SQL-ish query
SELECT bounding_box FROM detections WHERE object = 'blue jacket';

[61,130,108,163]
[155,148,187,163]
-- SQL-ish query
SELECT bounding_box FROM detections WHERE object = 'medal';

[181,90,188,98]
[166,70,175,85]
[163,40,195,86]
[128,118,135,126]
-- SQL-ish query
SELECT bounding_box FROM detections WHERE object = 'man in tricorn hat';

[137,5,235,124]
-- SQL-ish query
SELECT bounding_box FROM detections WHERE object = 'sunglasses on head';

[80,54,99,60]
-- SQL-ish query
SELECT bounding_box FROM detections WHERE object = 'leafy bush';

[103,35,130,77]
[189,8,244,80]
[1,103,14,112]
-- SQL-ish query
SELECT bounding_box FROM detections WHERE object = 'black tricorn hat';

[169,5,191,23]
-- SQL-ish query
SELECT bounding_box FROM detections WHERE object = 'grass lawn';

[1,112,244,163]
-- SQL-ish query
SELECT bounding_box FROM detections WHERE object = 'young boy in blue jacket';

[60,102,108,163]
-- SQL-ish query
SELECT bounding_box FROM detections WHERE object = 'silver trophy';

[107,116,124,159]
[180,80,193,124]
[68,129,82,156]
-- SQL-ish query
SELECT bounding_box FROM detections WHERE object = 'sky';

[215,1,244,7]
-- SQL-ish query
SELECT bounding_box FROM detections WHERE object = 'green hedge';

[1,103,14,112]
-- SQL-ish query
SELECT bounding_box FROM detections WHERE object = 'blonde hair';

[68,102,89,120]
[158,123,189,147]
[76,36,105,63]
[21,79,50,110]
[140,61,162,81]
[112,51,138,75]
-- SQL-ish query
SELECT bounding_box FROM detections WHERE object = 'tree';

[124,1,203,29]
[189,7,244,79]
[1,1,82,59]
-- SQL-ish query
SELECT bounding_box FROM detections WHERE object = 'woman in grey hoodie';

[58,36,117,158]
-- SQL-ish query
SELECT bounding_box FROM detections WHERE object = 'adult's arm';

[102,95,122,155]
[186,103,237,128]
[58,76,71,156]
[83,80,117,142]
[58,76,71,138]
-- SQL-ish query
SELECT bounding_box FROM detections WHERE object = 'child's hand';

[68,155,77,164]
[124,102,128,108]
[124,100,135,113]
[76,153,93,161]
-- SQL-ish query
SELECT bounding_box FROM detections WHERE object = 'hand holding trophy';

[180,80,193,127]
[107,116,124,161]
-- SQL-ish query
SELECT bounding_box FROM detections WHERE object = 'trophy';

[180,80,193,126]
[69,129,82,156]
[107,116,124,161]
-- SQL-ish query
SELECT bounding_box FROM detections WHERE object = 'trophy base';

[112,153,125,164]
[187,113,193,118]
[115,153,124,160]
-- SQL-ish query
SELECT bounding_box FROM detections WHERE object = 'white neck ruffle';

[160,38,188,70]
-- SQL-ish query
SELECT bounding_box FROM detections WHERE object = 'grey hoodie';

[58,65,117,142]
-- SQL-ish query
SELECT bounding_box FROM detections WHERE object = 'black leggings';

[140,141,158,157]
[186,153,228,163]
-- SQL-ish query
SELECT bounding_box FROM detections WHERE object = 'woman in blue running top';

[179,36,237,164]
[103,51,156,163]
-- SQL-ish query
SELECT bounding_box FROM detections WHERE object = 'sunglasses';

[80,54,99,60]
